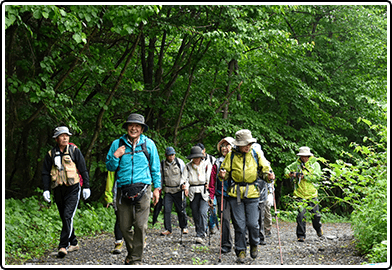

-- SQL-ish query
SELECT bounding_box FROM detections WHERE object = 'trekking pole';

[218,177,224,263]
[273,189,283,265]
[180,186,185,247]
[207,206,211,246]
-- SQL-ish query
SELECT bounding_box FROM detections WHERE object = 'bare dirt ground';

[25,218,368,266]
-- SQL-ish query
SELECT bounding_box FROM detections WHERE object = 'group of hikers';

[42,112,324,265]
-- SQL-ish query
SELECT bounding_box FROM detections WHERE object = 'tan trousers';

[264,203,272,231]
[116,185,151,263]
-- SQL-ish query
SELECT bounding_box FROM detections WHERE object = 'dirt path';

[25,220,368,266]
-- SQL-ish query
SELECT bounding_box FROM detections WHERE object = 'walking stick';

[180,187,185,247]
[218,177,224,263]
[273,189,283,265]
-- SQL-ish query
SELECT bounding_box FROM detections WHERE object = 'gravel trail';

[25,216,368,266]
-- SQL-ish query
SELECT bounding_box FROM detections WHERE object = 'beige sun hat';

[217,136,235,152]
[296,146,314,156]
[233,129,257,147]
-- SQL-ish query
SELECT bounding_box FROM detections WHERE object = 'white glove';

[43,190,51,203]
[267,193,274,207]
[83,188,91,200]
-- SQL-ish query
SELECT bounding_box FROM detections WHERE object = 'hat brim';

[122,122,149,132]
[187,154,204,160]
[233,138,257,147]
[217,137,234,152]
[53,132,72,138]
[297,153,313,156]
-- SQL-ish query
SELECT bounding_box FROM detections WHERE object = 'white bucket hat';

[233,129,257,146]
[53,126,72,138]
[296,146,314,156]
[217,136,235,152]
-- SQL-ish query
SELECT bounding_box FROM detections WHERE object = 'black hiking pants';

[296,198,322,239]
[163,191,188,232]
[53,183,80,249]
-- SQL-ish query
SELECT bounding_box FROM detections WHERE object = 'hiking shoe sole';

[58,248,67,258]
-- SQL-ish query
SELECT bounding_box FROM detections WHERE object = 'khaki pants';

[264,203,272,231]
[116,185,151,263]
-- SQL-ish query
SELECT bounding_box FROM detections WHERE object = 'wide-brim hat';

[122,113,149,132]
[296,146,314,156]
[233,129,257,146]
[53,126,72,138]
[187,146,204,160]
[217,137,235,152]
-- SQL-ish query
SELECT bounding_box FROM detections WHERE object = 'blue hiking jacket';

[106,134,161,189]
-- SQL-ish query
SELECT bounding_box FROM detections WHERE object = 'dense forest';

[4,5,387,211]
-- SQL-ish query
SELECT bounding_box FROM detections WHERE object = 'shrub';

[4,189,116,265]
[324,117,387,262]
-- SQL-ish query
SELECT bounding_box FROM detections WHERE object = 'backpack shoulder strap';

[68,144,76,162]
[161,160,166,183]
[252,148,259,167]
[174,157,182,175]
[141,140,150,163]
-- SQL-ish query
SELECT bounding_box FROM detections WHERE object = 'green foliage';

[4,5,387,262]
[323,115,387,261]
[4,189,116,265]
[365,241,388,264]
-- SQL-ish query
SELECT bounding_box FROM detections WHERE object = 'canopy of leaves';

[4,5,387,210]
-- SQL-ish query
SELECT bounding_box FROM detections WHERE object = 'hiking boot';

[182,228,189,234]
[161,230,172,236]
[317,228,324,237]
[250,245,258,259]
[195,237,205,245]
[58,247,67,258]
[265,230,271,238]
[236,251,246,263]
[67,244,79,252]
[112,241,123,254]
[124,258,142,265]
[297,237,305,242]
[259,240,266,245]
[221,247,231,254]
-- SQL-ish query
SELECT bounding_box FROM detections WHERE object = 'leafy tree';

[4,4,387,214]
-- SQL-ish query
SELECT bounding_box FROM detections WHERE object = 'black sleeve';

[74,148,90,188]
[42,152,53,191]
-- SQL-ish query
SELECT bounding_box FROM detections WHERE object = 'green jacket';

[284,156,322,199]
[221,147,273,200]
[104,171,115,204]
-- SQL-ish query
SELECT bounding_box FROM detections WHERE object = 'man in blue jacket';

[106,113,161,265]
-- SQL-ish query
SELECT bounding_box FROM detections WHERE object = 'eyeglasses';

[221,144,229,149]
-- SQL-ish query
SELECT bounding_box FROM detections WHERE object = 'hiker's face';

[166,154,175,163]
[220,143,231,157]
[126,123,143,141]
[192,157,201,165]
[56,134,69,148]
[300,156,310,163]
[238,143,252,153]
